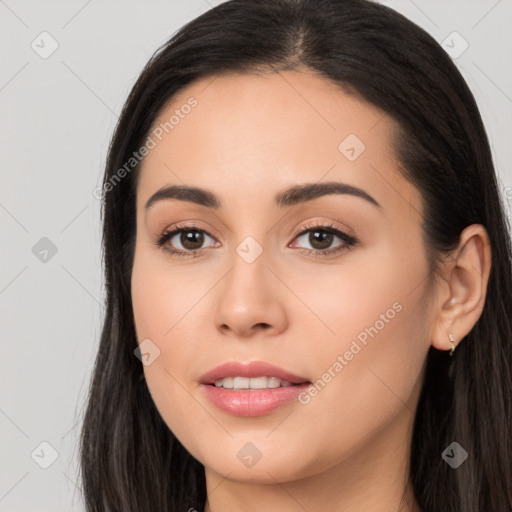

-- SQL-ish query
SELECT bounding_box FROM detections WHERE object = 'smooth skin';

[131,68,491,512]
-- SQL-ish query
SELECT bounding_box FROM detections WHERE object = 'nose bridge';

[216,194,286,288]
[225,200,274,272]
[223,201,287,292]
[226,232,270,300]
[213,228,287,335]
[227,203,284,284]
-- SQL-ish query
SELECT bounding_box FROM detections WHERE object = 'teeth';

[213,376,296,389]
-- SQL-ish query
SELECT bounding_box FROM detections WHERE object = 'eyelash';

[153,220,358,259]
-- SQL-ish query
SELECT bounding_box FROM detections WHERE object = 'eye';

[154,223,219,258]
[289,220,358,257]
[153,220,358,258]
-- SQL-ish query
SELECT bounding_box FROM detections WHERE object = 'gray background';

[1,0,511,510]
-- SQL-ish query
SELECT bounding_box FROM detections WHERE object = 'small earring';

[448,333,456,356]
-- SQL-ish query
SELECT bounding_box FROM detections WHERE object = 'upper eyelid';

[164,220,221,239]
[293,220,352,236]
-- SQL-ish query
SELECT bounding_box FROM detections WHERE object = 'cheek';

[286,233,426,351]
[130,248,214,443]
[131,244,211,343]
[289,241,431,463]
[131,258,200,384]
[294,296,429,474]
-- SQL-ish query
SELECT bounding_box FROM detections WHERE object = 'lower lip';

[200,383,311,417]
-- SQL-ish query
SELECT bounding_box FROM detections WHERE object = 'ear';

[431,224,492,353]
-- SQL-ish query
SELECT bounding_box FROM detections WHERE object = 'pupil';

[310,231,332,250]
[181,230,204,250]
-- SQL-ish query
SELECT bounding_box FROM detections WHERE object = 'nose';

[213,250,288,339]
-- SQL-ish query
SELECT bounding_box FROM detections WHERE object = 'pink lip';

[199,361,309,385]
[200,383,312,417]
[199,361,311,417]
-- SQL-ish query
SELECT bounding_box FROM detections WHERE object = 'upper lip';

[199,361,310,385]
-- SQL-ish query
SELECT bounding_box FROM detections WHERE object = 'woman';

[79,0,512,510]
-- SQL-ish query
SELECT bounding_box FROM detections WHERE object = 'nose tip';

[213,256,288,339]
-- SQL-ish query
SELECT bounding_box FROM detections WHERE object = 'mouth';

[198,361,312,417]
[207,376,309,390]
[199,360,311,388]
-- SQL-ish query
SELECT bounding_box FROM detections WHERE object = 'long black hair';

[78,0,512,510]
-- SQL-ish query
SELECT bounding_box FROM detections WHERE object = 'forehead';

[136,70,421,218]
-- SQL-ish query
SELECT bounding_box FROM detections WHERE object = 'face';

[131,69,435,483]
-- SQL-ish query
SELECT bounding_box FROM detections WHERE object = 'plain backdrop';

[1,0,511,510]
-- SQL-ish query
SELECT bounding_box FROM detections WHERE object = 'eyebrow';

[144,181,381,212]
